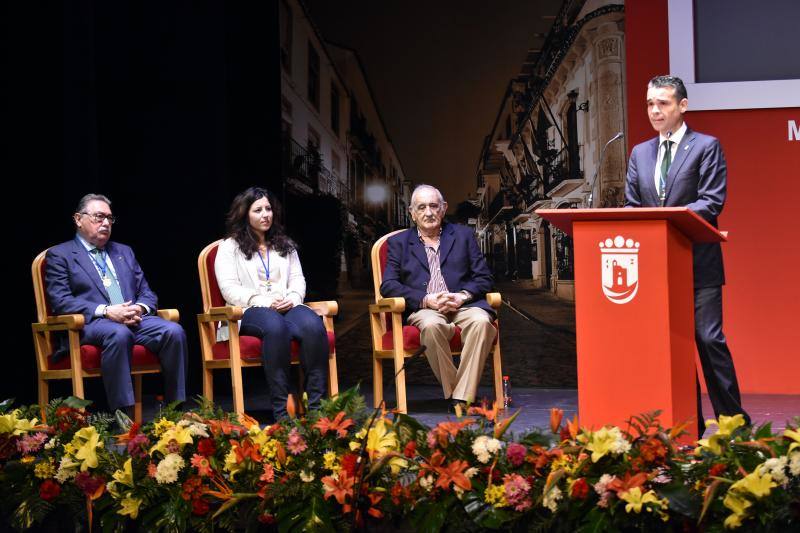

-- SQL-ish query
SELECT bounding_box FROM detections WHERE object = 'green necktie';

[659,140,673,204]
[91,248,125,305]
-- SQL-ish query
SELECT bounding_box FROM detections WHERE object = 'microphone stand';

[350,344,427,530]
[587,132,624,207]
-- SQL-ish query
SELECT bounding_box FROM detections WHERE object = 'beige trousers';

[407,306,494,402]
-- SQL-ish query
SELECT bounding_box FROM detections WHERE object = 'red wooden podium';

[536,208,727,440]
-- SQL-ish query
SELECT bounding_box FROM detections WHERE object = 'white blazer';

[213,237,307,340]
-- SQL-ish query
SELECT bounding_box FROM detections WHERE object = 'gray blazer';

[624,128,727,287]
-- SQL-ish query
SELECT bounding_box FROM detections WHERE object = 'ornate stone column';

[590,20,626,207]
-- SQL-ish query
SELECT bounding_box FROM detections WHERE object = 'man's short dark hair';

[75,193,112,213]
[648,75,688,102]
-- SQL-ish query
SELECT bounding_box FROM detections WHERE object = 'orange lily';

[607,471,648,495]
[434,459,472,491]
[550,408,564,434]
[467,400,500,422]
[430,419,475,448]
[321,470,355,505]
[314,411,355,438]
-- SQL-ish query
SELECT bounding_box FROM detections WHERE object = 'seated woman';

[214,187,328,419]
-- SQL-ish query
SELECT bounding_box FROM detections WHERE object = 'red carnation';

[403,440,417,458]
[197,438,216,457]
[192,498,210,516]
[340,453,359,477]
[39,479,61,502]
[708,463,727,477]
[571,477,589,499]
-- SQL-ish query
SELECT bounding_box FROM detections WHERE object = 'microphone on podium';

[587,131,624,207]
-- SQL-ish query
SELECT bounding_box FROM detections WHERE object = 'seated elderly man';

[380,184,495,406]
[45,193,187,416]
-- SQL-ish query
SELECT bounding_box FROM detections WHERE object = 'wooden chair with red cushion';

[31,250,177,423]
[369,230,504,413]
[196,240,339,416]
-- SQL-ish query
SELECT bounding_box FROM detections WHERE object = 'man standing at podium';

[625,75,750,435]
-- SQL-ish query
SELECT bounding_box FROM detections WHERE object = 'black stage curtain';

[4,1,282,405]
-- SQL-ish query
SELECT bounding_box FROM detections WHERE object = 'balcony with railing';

[281,137,350,205]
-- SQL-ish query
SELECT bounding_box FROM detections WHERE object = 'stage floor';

[147,385,798,437]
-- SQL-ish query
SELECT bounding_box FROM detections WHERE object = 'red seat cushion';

[210,331,336,362]
[47,344,160,371]
[380,324,497,351]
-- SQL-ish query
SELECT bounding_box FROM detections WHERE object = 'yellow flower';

[224,449,244,479]
[484,484,508,508]
[71,426,103,471]
[118,495,143,519]
[21,455,35,464]
[585,426,629,463]
[784,428,800,453]
[730,471,776,499]
[722,492,752,529]
[34,459,56,479]
[150,425,193,455]
[621,487,668,519]
[0,410,38,436]
[152,418,175,437]
[696,414,746,456]
[112,458,134,487]
[323,451,340,472]
[261,438,279,461]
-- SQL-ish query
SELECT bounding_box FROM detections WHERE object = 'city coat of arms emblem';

[600,235,640,304]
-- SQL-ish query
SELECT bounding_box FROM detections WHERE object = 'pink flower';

[190,454,213,477]
[260,463,275,483]
[426,430,437,449]
[126,433,150,459]
[505,442,526,467]
[503,473,531,510]
[286,428,307,455]
[17,432,48,454]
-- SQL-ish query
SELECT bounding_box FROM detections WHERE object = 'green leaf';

[277,493,335,533]
[657,482,699,519]
[410,495,455,532]
[63,396,94,409]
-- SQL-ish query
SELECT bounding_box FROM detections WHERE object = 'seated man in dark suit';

[45,193,187,415]
[380,184,495,406]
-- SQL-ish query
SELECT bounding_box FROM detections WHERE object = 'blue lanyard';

[77,237,114,279]
[257,247,270,282]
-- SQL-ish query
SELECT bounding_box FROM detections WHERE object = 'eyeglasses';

[80,212,117,224]
[413,203,441,213]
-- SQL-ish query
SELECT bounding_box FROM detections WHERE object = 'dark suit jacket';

[380,223,494,317]
[624,128,726,287]
[45,239,159,325]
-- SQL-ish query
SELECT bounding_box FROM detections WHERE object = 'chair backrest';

[370,230,404,303]
[197,240,225,311]
[31,250,52,322]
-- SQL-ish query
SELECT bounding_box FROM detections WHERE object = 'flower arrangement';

[0,393,798,531]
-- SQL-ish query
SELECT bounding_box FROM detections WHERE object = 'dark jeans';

[240,305,328,419]
[694,286,750,435]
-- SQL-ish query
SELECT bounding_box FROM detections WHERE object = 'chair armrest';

[33,313,85,332]
[486,292,502,309]
[369,297,406,314]
[157,309,180,322]
[306,300,339,317]
[198,306,244,322]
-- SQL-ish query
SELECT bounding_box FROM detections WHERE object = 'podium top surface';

[535,207,726,243]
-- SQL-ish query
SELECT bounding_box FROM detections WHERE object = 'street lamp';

[366,183,388,204]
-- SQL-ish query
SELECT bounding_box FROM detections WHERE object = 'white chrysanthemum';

[464,467,479,479]
[300,470,315,482]
[594,474,614,495]
[44,437,59,450]
[789,452,800,477]
[55,455,79,483]
[472,435,498,464]
[759,456,789,485]
[155,453,185,484]
[609,428,632,455]
[542,486,562,512]
[486,437,503,454]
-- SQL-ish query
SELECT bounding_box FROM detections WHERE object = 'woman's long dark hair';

[225,187,296,259]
